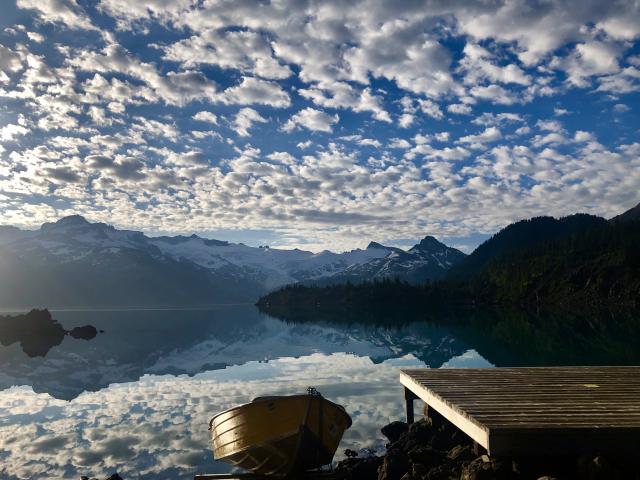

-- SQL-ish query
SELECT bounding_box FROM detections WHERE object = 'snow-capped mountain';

[150,234,390,290]
[0,216,464,306]
[312,236,466,285]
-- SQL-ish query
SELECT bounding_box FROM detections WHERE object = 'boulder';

[377,447,409,480]
[407,445,446,469]
[336,456,383,480]
[446,444,475,462]
[382,421,409,444]
[576,454,622,480]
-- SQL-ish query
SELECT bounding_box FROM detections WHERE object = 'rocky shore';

[336,417,637,480]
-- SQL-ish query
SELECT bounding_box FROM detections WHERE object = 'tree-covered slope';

[447,214,608,280]
[467,219,640,306]
[258,210,640,313]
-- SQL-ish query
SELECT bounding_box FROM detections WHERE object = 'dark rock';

[412,462,429,478]
[392,419,432,452]
[378,447,409,480]
[69,325,98,340]
[446,444,475,462]
[461,456,520,480]
[576,454,623,480]
[407,445,445,469]
[336,456,382,480]
[344,448,359,458]
[425,462,459,479]
[382,421,409,444]
[461,457,496,480]
[429,422,470,451]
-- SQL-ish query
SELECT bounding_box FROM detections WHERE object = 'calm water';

[1,305,639,479]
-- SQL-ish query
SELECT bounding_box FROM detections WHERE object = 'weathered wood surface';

[194,472,345,480]
[401,367,640,456]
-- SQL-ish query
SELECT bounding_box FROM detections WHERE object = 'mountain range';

[0,215,464,307]
[258,201,640,312]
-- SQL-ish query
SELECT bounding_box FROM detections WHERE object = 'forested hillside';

[258,207,640,316]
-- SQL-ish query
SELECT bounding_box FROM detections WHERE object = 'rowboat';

[209,389,352,477]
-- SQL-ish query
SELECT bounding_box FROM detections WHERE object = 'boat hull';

[210,395,352,477]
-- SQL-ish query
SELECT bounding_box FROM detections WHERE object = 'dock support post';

[405,387,418,424]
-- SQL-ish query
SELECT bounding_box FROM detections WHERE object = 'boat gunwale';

[209,394,353,431]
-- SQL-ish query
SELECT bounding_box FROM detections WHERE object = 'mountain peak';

[56,215,90,226]
[411,235,446,252]
[41,215,92,233]
[366,241,388,250]
[40,215,116,237]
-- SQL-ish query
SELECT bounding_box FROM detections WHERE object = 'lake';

[1,305,639,479]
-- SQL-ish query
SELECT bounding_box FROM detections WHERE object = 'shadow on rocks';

[336,418,639,480]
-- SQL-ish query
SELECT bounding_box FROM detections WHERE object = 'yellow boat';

[209,389,352,477]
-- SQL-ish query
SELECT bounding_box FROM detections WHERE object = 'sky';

[0,0,639,253]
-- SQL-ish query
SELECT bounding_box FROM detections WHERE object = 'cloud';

[0,123,29,142]
[233,108,267,137]
[447,103,472,115]
[16,0,96,30]
[417,99,444,120]
[595,66,640,94]
[87,154,147,180]
[613,103,631,113]
[555,41,623,87]
[43,165,82,183]
[162,29,292,80]
[459,43,531,87]
[70,43,219,106]
[457,127,502,149]
[192,111,218,125]
[469,84,518,105]
[299,83,391,122]
[456,1,639,66]
[282,108,339,133]
[220,76,290,108]
[0,46,23,82]
[345,33,457,98]
[26,31,45,43]
[97,0,193,28]
[1,0,639,251]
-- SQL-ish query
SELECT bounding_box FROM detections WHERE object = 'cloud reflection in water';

[0,349,489,479]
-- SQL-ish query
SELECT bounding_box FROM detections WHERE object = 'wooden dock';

[401,367,640,456]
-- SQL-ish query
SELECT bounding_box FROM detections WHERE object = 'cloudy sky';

[0,0,639,252]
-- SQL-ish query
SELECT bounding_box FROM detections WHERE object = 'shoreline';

[336,416,637,480]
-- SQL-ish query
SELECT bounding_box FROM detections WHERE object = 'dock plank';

[400,367,640,456]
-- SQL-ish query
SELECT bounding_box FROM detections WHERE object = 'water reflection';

[0,309,97,358]
[0,305,471,400]
[0,351,487,480]
[1,304,638,479]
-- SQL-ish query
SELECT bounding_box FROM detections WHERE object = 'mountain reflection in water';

[0,304,638,479]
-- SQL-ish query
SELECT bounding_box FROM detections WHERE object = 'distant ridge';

[259,201,640,312]
[314,235,466,285]
[610,201,640,223]
[4,201,639,308]
[0,215,459,306]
